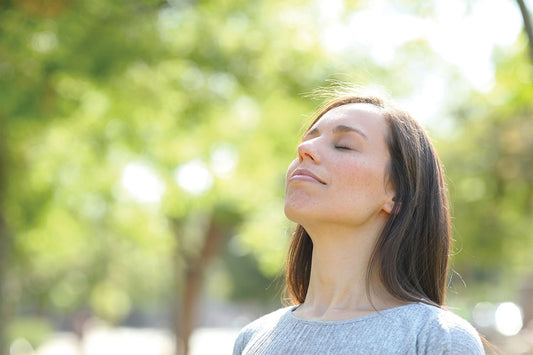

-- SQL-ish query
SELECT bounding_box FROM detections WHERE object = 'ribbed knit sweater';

[233,303,484,354]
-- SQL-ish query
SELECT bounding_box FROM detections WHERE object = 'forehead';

[310,103,388,136]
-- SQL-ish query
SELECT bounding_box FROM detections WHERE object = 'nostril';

[297,141,320,164]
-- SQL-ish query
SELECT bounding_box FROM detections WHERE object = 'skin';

[284,103,403,321]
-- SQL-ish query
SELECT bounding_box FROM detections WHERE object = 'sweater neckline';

[286,302,424,325]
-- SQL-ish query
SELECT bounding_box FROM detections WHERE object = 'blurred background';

[1,0,532,354]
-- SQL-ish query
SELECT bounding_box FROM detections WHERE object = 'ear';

[382,183,396,215]
[382,196,395,215]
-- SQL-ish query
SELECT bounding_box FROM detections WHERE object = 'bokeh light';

[174,160,214,195]
[121,162,165,203]
[494,302,523,336]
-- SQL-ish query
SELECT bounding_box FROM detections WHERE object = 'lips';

[290,168,326,185]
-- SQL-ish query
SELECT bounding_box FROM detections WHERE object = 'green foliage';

[440,39,533,299]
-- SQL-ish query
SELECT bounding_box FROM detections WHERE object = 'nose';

[297,139,321,163]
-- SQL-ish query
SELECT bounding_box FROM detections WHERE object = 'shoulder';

[232,306,294,355]
[238,305,294,333]
[409,303,484,354]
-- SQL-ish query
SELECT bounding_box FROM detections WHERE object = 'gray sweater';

[233,303,484,354]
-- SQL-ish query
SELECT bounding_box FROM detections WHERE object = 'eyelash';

[335,145,352,151]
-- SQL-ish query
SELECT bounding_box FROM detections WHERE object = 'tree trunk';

[516,0,533,62]
[0,213,8,355]
[0,132,9,355]
[174,215,226,355]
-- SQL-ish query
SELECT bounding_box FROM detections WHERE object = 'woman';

[233,93,485,354]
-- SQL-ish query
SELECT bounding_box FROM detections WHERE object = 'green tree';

[441,38,533,302]
[1,0,171,351]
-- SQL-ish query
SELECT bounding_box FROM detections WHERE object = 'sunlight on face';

[285,103,394,230]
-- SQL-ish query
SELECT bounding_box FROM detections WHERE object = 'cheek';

[339,161,385,194]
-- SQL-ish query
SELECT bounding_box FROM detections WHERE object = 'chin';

[284,203,303,224]
[284,204,297,221]
[284,202,317,226]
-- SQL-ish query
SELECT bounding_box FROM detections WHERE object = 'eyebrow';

[304,125,368,140]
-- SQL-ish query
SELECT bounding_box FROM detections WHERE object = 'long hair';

[285,94,451,307]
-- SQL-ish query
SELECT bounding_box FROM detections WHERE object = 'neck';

[295,222,404,320]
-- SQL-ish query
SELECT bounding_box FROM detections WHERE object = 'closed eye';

[335,145,353,150]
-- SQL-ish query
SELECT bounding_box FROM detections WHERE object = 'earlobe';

[383,197,395,215]
[383,180,397,214]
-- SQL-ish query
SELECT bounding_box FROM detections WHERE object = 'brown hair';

[285,94,451,307]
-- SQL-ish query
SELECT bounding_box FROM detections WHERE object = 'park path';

[34,326,240,355]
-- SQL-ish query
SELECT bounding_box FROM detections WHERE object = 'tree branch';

[517,0,533,62]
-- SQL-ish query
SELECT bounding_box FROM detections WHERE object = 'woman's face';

[284,103,395,231]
